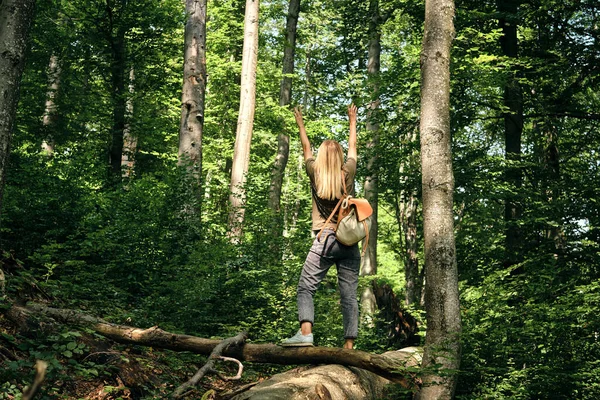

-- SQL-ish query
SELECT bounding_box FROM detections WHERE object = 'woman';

[281,104,360,350]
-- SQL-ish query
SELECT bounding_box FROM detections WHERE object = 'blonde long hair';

[314,140,344,200]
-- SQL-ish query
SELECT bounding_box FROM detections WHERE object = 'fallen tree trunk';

[231,364,389,400]
[8,304,421,388]
[229,349,420,400]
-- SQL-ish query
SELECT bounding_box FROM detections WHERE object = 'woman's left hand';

[293,106,305,127]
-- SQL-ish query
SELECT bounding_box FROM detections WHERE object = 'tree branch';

[218,356,244,380]
[172,332,248,398]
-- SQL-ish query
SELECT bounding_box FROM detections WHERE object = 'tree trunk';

[108,2,128,179]
[268,0,300,217]
[498,0,524,268]
[0,0,36,218]
[303,42,312,109]
[407,129,422,306]
[361,0,387,325]
[8,303,421,388]
[41,54,61,157]
[542,123,564,251]
[283,153,304,237]
[397,127,421,307]
[418,0,461,397]
[401,191,420,306]
[231,364,394,400]
[371,280,420,348]
[121,66,136,177]
[178,0,207,185]
[228,0,260,240]
[267,0,300,260]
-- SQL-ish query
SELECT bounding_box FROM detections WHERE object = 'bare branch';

[172,332,248,398]
[217,356,244,380]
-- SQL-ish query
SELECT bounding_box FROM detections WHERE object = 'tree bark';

[268,0,300,261]
[8,304,421,388]
[108,1,128,179]
[399,128,421,306]
[283,153,304,237]
[371,280,420,348]
[498,0,524,267]
[228,0,260,240]
[231,363,397,400]
[0,0,36,218]
[418,0,461,397]
[41,54,61,157]
[121,66,136,177]
[266,0,300,260]
[179,0,208,186]
[399,191,420,306]
[268,0,300,217]
[360,0,384,324]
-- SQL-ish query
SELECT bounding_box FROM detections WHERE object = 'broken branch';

[172,332,248,398]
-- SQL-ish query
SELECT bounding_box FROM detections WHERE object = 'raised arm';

[347,104,357,161]
[294,106,313,161]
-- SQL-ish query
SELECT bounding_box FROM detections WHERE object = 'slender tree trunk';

[108,2,128,179]
[360,0,384,325]
[179,0,207,186]
[0,0,36,218]
[397,127,421,307]
[303,42,312,109]
[284,153,304,237]
[537,24,564,255]
[542,123,564,251]
[405,128,422,306]
[41,54,61,157]
[418,0,461,397]
[498,0,524,267]
[402,192,420,306]
[121,66,136,177]
[267,0,300,259]
[268,0,300,216]
[228,0,260,240]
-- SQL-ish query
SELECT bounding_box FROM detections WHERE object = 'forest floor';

[0,302,279,399]
[0,254,280,399]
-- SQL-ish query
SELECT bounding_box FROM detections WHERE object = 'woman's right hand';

[347,103,357,123]
[294,106,313,160]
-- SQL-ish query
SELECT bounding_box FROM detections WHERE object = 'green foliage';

[1,0,600,397]
[0,328,111,399]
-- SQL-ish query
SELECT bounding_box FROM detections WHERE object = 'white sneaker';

[281,330,314,347]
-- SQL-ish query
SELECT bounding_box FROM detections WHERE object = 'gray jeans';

[297,229,361,339]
